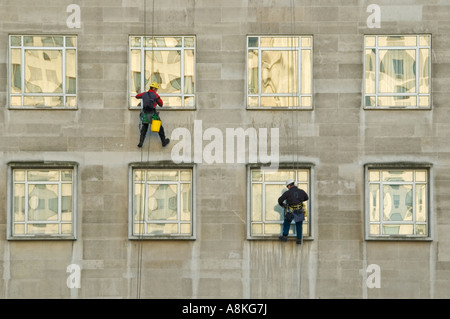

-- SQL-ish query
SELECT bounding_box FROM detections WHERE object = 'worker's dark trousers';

[282,219,303,239]
[138,123,167,145]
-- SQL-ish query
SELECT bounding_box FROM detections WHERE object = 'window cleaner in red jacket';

[136,82,170,148]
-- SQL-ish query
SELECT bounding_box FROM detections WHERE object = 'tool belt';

[284,203,306,222]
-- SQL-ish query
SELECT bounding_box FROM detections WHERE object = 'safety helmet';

[150,82,159,89]
[285,179,295,187]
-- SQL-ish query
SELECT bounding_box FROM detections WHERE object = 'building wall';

[1,0,449,299]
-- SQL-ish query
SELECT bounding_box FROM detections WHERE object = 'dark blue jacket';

[278,186,308,207]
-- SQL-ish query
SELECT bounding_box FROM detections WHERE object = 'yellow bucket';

[151,119,161,132]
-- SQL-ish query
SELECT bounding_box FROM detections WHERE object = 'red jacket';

[136,89,163,109]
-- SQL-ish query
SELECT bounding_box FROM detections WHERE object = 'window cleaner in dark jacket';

[278,179,309,245]
[136,82,170,148]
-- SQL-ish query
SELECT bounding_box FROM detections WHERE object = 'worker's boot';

[137,130,146,148]
[159,126,170,147]
[162,138,170,147]
[279,235,287,242]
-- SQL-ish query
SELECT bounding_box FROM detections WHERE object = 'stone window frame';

[128,162,196,240]
[246,35,314,110]
[8,35,78,109]
[364,163,433,241]
[247,163,314,240]
[6,161,78,241]
[363,34,432,109]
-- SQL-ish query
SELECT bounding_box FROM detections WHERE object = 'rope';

[136,0,156,299]
[288,0,304,299]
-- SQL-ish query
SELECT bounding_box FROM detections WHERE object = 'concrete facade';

[0,0,449,299]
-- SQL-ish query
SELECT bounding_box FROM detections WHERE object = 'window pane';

[265,223,282,235]
[416,170,427,182]
[25,50,63,93]
[419,36,430,46]
[260,37,298,47]
[265,184,284,221]
[66,36,76,47]
[261,96,298,108]
[130,49,141,94]
[14,170,25,181]
[252,183,262,222]
[378,36,416,47]
[301,50,312,94]
[146,50,181,94]
[248,50,258,94]
[416,224,427,236]
[382,170,413,182]
[184,49,195,94]
[261,50,298,94]
[148,184,178,220]
[28,170,60,181]
[383,184,413,221]
[378,49,416,94]
[252,223,263,235]
[365,36,376,47]
[66,49,76,94]
[147,170,178,181]
[10,35,21,46]
[365,49,376,94]
[11,49,21,93]
[28,184,59,221]
[297,170,309,182]
[180,184,191,221]
[24,36,64,47]
[61,183,73,221]
[369,184,380,222]
[416,184,427,222]
[14,184,25,221]
[248,36,258,47]
[264,170,295,182]
[180,223,191,234]
[133,183,145,221]
[301,37,311,47]
[419,48,430,94]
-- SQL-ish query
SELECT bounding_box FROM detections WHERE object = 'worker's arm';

[155,94,163,107]
[278,192,287,207]
[135,92,144,99]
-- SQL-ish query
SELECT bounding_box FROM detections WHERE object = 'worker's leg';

[295,221,303,244]
[158,124,170,147]
[279,218,291,241]
[138,123,149,148]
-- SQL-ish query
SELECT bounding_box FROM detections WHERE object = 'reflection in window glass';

[9,35,77,108]
[131,168,193,238]
[249,168,311,238]
[129,36,195,108]
[367,167,429,238]
[11,167,75,237]
[364,35,431,109]
[247,36,313,109]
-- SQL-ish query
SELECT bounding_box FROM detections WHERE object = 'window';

[248,166,311,239]
[364,35,431,109]
[129,36,195,109]
[8,163,77,240]
[9,35,77,108]
[247,36,313,109]
[129,166,195,239]
[365,164,431,240]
